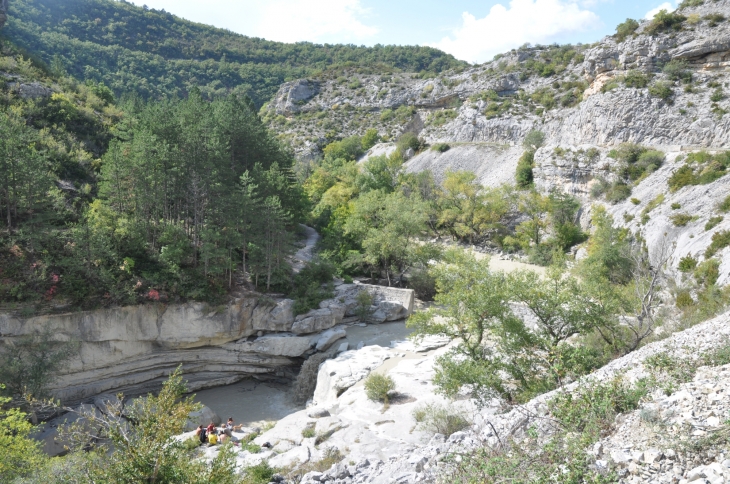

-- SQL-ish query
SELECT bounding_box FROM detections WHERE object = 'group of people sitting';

[194,418,244,446]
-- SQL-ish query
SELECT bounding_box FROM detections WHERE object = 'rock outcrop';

[0,283,414,404]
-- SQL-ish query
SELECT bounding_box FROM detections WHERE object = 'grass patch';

[412,402,472,437]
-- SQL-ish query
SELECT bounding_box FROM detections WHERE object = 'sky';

[128,0,682,64]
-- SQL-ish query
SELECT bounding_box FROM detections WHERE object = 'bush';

[663,59,692,83]
[364,373,395,403]
[412,403,472,436]
[670,212,693,226]
[397,132,422,154]
[408,267,437,301]
[242,461,276,484]
[671,202,681,210]
[706,216,724,231]
[710,88,725,102]
[705,230,730,258]
[361,128,380,150]
[649,81,674,101]
[676,290,695,308]
[515,150,534,188]
[614,18,639,42]
[354,289,374,321]
[678,254,698,272]
[605,182,632,203]
[429,109,457,127]
[695,258,720,286]
[705,13,726,27]
[431,142,451,153]
[292,260,336,315]
[301,427,315,438]
[645,10,687,35]
[719,195,730,212]
[522,130,546,151]
[624,70,650,88]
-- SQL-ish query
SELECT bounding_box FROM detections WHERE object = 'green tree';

[55,367,238,483]
[409,251,611,404]
[0,328,79,400]
[345,190,430,285]
[0,387,44,482]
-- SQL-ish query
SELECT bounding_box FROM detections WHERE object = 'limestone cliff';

[0,284,414,404]
[269,0,730,287]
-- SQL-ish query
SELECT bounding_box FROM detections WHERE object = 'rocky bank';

[0,283,414,404]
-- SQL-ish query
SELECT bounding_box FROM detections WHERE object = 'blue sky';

[129,0,680,63]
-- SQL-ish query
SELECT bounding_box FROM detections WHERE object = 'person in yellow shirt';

[208,430,218,446]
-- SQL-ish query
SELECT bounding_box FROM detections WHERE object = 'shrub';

[630,198,641,205]
[663,59,691,83]
[705,13,726,27]
[429,109,457,127]
[301,427,316,438]
[678,254,698,272]
[364,373,395,403]
[676,290,695,309]
[678,0,703,8]
[408,267,437,301]
[605,182,632,203]
[645,10,687,35]
[624,70,650,88]
[719,195,730,212]
[354,290,374,321]
[711,88,725,102]
[242,461,276,484]
[590,177,609,198]
[292,260,336,315]
[671,202,681,210]
[361,128,380,150]
[649,81,674,101]
[614,18,639,42]
[670,212,693,226]
[515,150,535,188]
[705,230,730,257]
[380,109,394,122]
[695,258,720,286]
[522,130,546,151]
[412,403,472,436]
[397,132,422,154]
[431,142,451,153]
[706,216,724,230]
[642,194,665,216]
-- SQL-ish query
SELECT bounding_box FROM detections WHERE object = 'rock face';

[0,284,414,404]
[266,0,730,286]
[271,79,320,115]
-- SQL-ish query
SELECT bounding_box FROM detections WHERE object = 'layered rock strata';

[0,283,414,404]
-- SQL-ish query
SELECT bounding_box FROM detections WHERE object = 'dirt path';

[291,224,320,273]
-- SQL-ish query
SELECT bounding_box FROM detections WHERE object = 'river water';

[193,321,415,426]
[193,257,542,426]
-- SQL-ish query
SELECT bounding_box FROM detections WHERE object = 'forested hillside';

[0,37,306,313]
[3,0,465,105]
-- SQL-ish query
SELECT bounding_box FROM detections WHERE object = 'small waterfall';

[292,352,331,404]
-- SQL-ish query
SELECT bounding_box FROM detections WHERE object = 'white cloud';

[644,2,676,20]
[432,0,601,64]
[253,0,378,43]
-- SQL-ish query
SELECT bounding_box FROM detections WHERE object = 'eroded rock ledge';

[0,283,414,404]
